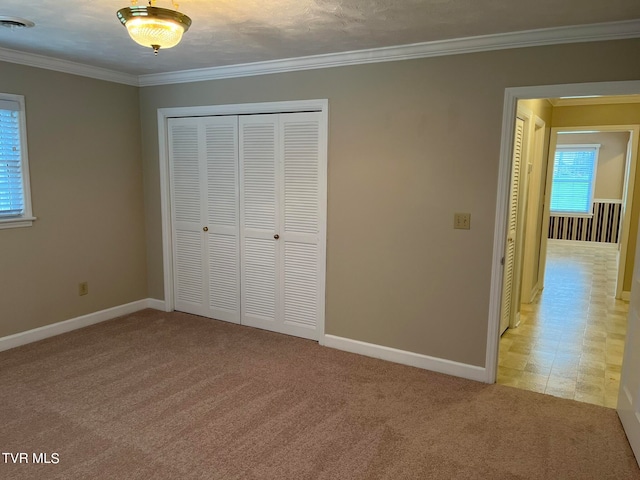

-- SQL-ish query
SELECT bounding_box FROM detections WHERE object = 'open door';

[500,116,525,334]
[618,220,640,467]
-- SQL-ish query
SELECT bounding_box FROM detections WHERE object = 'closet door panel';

[243,238,277,320]
[240,118,277,232]
[170,121,201,226]
[208,234,239,322]
[175,230,204,306]
[239,115,279,327]
[282,115,320,236]
[204,117,240,323]
[280,113,323,337]
[283,242,318,328]
[168,118,209,316]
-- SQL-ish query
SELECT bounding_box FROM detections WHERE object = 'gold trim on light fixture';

[117,1,192,55]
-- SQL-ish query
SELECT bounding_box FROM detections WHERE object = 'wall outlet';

[454,212,471,230]
[78,282,89,296]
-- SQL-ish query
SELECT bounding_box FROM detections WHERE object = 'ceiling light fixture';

[0,16,35,29]
[117,0,192,56]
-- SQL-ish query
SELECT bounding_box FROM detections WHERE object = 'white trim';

[546,238,618,248]
[549,95,640,107]
[0,298,164,353]
[324,335,486,382]
[594,198,624,204]
[0,46,139,86]
[147,298,168,311]
[0,20,638,87]
[0,93,35,228]
[138,20,640,86]
[486,88,519,383]
[487,80,640,384]
[0,216,36,229]
[158,100,328,339]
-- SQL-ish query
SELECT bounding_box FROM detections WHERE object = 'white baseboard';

[0,298,166,353]
[323,334,487,382]
[147,298,169,311]
[512,311,521,329]
[622,291,631,301]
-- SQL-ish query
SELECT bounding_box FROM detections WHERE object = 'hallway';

[497,240,628,407]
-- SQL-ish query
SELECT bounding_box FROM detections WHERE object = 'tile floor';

[497,240,628,408]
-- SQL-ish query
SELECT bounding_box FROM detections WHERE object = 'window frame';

[0,93,35,229]
[549,143,600,218]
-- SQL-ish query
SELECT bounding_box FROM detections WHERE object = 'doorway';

[486,81,640,386]
[498,116,639,406]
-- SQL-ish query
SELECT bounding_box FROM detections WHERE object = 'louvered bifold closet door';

[168,118,209,317]
[169,116,241,322]
[204,116,241,323]
[278,112,324,340]
[239,115,280,331]
[500,117,524,335]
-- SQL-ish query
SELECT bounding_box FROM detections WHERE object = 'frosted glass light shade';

[117,6,192,55]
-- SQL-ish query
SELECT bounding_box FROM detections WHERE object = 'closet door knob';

[274,234,279,239]
[203,227,209,232]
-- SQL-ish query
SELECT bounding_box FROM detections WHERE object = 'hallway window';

[0,94,34,229]
[550,144,600,216]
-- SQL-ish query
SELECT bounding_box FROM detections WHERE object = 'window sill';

[0,216,36,230]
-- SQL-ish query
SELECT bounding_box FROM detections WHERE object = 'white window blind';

[0,100,24,217]
[550,145,600,216]
[0,94,34,229]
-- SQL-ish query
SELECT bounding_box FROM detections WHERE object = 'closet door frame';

[158,99,328,343]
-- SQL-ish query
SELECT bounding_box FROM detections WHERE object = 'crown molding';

[548,94,640,107]
[0,19,638,88]
[0,46,139,86]
[138,19,640,87]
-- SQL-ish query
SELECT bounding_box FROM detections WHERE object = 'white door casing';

[163,102,327,343]
[520,116,546,304]
[617,129,638,300]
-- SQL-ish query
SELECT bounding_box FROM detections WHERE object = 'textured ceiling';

[0,0,639,76]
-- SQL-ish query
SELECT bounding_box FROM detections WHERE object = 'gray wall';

[2,38,639,368]
[0,62,148,338]
[139,39,640,367]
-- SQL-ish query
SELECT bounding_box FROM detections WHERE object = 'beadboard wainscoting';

[548,200,622,243]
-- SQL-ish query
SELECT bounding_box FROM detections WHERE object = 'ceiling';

[1,0,640,78]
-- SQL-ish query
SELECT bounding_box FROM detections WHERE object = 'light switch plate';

[454,212,471,230]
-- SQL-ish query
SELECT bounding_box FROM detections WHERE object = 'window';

[0,94,34,229]
[549,144,600,216]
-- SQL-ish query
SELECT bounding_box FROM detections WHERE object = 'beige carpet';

[1,309,638,479]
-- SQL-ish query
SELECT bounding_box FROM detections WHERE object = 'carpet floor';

[1,309,639,479]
